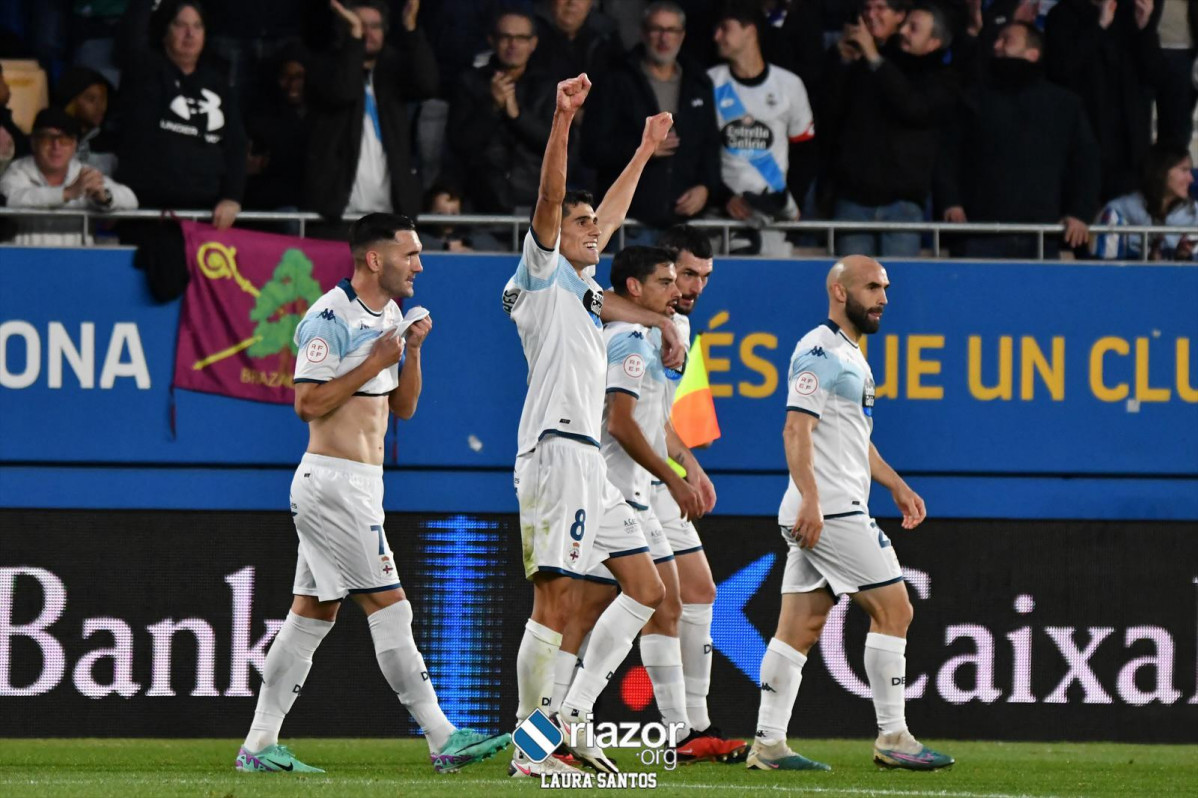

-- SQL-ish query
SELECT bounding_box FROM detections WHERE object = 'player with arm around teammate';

[235,213,511,775]
[748,255,954,773]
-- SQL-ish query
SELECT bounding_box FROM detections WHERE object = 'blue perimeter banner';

[1,248,1195,518]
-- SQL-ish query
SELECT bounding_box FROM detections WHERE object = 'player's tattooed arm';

[666,419,716,512]
[869,443,927,530]
[608,393,704,520]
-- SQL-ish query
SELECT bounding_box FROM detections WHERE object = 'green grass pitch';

[1,738,1195,797]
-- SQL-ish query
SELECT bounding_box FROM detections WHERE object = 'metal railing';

[0,206,1193,262]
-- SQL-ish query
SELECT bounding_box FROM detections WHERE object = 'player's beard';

[675,295,696,316]
[845,293,881,334]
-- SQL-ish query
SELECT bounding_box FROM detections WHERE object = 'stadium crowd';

[1,0,1197,261]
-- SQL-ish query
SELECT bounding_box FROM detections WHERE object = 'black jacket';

[1045,0,1167,201]
[304,31,438,220]
[115,0,246,207]
[934,61,1100,224]
[825,44,959,207]
[582,46,721,228]
[447,59,555,213]
[528,10,624,84]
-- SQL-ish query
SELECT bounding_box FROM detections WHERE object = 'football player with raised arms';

[503,73,685,775]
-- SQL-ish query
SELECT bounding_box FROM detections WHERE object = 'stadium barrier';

[2,509,1195,742]
[2,206,1198,259]
[2,247,1195,520]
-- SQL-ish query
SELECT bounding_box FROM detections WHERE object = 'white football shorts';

[514,434,648,581]
[585,504,674,584]
[290,453,400,602]
[650,480,704,555]
[780,513,903,596]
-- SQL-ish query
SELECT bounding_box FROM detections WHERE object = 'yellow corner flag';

[671,334,721,450]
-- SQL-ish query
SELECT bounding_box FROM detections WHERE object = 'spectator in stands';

[936,22,1098,258]
[1092,142,1198,260]
[1045,0,1167,202]
[305,0,438,222]
[863,0,912,45]
[447,8,554,214]
[54,66,118,176]
[0,107,137,246]
[244,44,309,214]
[709,1,816,254]
[0,62,30,178]
[1153,0,1196,147]
[419,182,506,252]
[583,1,720,242]
[529,0,625,84]
[826,2,959,256]
[116,0,246,229]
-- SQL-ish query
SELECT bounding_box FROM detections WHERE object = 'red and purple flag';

[172,221,354,404]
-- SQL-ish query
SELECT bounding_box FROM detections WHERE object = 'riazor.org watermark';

[513,710,684,790]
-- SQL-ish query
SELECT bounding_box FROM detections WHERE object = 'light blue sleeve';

[293,310,352,383]
[785,345,842,418]
[606,330,653,398]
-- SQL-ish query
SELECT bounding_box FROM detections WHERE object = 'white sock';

[864,632,908,735]
[561,593,655,720]
[754,638,806,746]
[516,619,562,725]
[244,611,333,753]
[576,630,592,665]
[679,603,714,732]
[548,648,578,716]
[639,634,690,739]
[368,601,455,752]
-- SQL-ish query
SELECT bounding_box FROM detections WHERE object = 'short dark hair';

[915,2,952,49]
[882,0,914,13]
[715,0,765,32]
[492,6,537,34]
[423,182,461,211]
[611,246,675,296]
[348,213,416,259]
[657,224,713,260]
[1005,20,1042,53]
[149,0,207,50]
[562,189,595,215]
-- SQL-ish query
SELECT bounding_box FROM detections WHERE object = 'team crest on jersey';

[793,371,818,396]
[863,377,876,417]
[582,288,604,317]
[305,337,329,363]
[623,353,646,378]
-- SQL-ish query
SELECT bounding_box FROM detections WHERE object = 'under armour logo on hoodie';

[169,88,225,132]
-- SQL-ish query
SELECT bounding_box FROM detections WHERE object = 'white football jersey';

[707,63,815,196]
[601,321,670,508]
[778,320,876,526]
[503,230,607,455]
[655,312,690,457]
[294,278,401,395]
